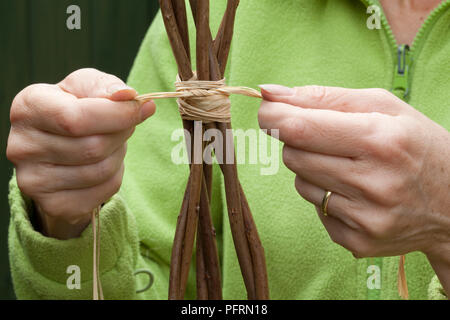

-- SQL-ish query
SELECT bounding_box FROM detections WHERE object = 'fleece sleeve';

[8,172,169,300]
[428,275,448,300]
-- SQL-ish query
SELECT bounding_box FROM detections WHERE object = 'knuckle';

[282,145,296,170]
[22,84,53,109]
[122,101,141,127]
[6,143,25,164]
[352,243,376,258]
[326,226,376,258]
[6,133,21,163]
[81,136,108,163]
[94,157,118,182]
[66,68,101,82]
[365,121,409,161]
[38,198,68,218]
[6,128,39,163]
[15,170,38,197]
[356,171,403,207]
[334,235,375,258]
[22,84,42,103]
[365,218,395,240]
[257,102,271,129]
[366,88,393,106]
[328,232,340,245]
[373,88,392,100]
[75,202,97,218]
[383,129,409,157]
[302,85,329,104]
[39,195,92,219]
[95,71,122,86]
[54,108,82,136]
[372,178,405,207]
[38,199,60,218]
[10,94,27,124]
[108,165,124,197]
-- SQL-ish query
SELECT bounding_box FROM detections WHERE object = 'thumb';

[58,68,137,101]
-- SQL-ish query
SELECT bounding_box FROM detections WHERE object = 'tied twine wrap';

[135,73,262,123]
[91,75,261,300]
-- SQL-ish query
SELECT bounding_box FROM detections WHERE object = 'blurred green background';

[0,0,160,299]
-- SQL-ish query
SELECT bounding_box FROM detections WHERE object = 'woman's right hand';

[6,68,156,239]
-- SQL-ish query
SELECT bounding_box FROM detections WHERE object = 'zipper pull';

[392,45,411,100]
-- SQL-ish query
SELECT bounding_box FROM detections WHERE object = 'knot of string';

[134,72,262,123]
[176,74,231,123]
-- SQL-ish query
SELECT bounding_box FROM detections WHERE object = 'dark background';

[0,0,160,299]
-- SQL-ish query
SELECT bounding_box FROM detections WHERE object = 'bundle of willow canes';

[155,0,269,300]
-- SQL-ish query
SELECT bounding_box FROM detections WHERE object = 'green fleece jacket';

[8,0,449,300]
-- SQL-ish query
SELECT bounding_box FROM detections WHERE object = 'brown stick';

[196,227,208,299]
[195,0,210,81]
[159,0,193,80]
[178,123,203,299]
[215,0,270,299]
[171,0,191,61]
[214,0,240,75]
[213,0,258,299]
[160,0,198,300]
[194,0,223,300]
[239,183,270,299]
[168,174,191,299]
[194,0,259,299]
[189,0,222,80]
[217,123,256,299]
[198,177,222,299]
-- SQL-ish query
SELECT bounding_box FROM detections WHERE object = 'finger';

[25,144,127,192]
[9,125,134,165]
[21,85,155,136]
[58,68,137,100]
[258,99,375,157]
[35,163,125,221]
[284,145,361,196]
[294,176,361,230]
[260,85,404,115]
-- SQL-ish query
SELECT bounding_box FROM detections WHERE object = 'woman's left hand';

[258,85,450,291]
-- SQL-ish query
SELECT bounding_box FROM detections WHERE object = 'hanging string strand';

[92,206,103,300]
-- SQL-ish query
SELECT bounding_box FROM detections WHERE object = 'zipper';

[361,0,450,102]
[392,45,411,99]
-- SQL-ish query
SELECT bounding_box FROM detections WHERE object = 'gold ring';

[321,191,332,216]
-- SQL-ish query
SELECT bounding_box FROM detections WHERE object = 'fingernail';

[108,84,134,95]
[140,101,155,121]
[259,84,294,96]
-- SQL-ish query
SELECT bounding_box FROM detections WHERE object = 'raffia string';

[92,206,104,300]
[398,255,409,299]
[135,73,262,123]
